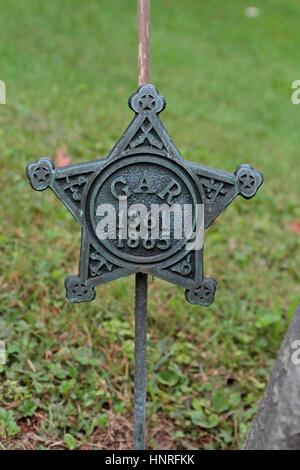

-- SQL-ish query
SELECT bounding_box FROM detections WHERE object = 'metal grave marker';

[26,84,263,307]
[25,0,264,451]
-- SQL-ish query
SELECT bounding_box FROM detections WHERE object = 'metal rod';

[138,0,151,87]
[134,0,150,451]
[134,272,148,450]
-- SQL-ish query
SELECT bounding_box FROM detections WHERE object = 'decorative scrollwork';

[62,175,87,201]
[130,118,163,150]
[170,254,192,276]
[65,275,95,303]
[26,157,54,191]
[185,278,217,306]
[235,164,263,199]
[89,253,113,277]
[199,177,228,203]
[129,84,166,114]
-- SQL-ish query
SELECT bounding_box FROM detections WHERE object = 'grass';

[0,0,300,450]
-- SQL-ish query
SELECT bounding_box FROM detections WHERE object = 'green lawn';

[0,0,300,450]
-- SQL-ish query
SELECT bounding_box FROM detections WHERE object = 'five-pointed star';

[26,84,263,305]
[240,173,255,189]
[33,166,49,182]
[139,94,155,110]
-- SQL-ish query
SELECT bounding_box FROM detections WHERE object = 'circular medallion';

[86,156,202,267]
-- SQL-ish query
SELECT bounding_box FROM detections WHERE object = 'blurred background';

[0,0,299,450]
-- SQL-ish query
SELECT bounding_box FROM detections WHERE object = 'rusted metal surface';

[138,0,150,87]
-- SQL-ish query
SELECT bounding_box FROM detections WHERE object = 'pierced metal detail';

[26,84,263,306]
[62,175,87,201]
[170,254,193,276]
[130,118,164,150]
[129,84,166,114]
[199,177,231,203]
[65,276,95,303]
[89,252,113,277]
[185,278,217,307]
[26,157,54,191]
[235,164,263,199]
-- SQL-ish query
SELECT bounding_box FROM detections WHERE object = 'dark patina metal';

[26,84,263,306]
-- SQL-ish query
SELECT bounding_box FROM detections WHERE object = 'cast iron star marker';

[26,84,263,306]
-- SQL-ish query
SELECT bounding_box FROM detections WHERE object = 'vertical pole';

[134,272,148,450]
[134,0,150,451]
[138,0,151,87]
